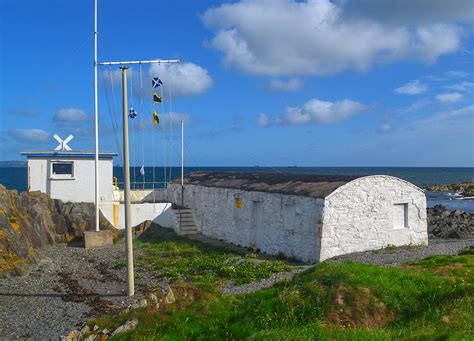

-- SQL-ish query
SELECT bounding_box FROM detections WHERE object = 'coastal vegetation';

[90,233,474,340]
[132,232,290,286]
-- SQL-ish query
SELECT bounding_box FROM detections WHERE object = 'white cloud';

[202,0,465,77]
[149,62,213,97]
[266,78,302,92]
[54,108,88,122]
[258,98,366,127]
[412,24,461,62]
[8,108,39,117]
[394,80,427,95]
[435,92,463,103]
[445,71,469,77]
[339,0,474,25]
[13,129,50,143]
[257,113,271,127]
[395,99,433,116]
[445,81,474,92]
[161,112,192,125]
[409,104,474,129]
[138,112,191,131]
[380,123,392,132]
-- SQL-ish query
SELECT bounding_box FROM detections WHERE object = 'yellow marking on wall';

[235,197,243,209]
[113,203,119,227]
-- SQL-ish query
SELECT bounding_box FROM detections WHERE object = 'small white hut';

[163,172,428,263]
[21,150,117,203]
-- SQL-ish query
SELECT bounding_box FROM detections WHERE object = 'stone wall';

[320,176,428,261]
[166,184,324,263]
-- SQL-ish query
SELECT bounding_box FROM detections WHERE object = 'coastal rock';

[0,184,115,276]
[425,181,474,197]
[61,202,113,236]
[110,319,138,337]
[163,284,176,305]
[427,205,474,239]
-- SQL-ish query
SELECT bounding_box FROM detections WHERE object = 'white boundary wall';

[166,184,324,263]
[320,175,427,261]
[100,202,174,229]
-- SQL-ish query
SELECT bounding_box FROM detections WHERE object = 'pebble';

[0,242,161,339]
[329,238,474,266]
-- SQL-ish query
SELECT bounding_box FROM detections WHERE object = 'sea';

[1,166,473,212]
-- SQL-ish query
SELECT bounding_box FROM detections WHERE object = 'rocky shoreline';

[427,205,473,239]
[424,181,474,197]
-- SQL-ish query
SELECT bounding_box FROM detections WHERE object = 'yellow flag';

[153,110,159,125]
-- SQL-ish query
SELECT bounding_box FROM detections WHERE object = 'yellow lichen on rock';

[11,222,20,232]
[0,229,11,242]
[0,251,26,273]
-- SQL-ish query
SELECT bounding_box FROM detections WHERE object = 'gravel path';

[0,242,160,339]
[329,238,474,265]
[221,268,310,295]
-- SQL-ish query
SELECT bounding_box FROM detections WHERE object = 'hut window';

[51,161,74,176]
[393,203,408,229]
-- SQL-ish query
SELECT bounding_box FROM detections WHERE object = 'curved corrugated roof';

[178,171,362,199]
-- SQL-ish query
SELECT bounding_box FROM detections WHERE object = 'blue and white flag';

[152,77,163,88]
[129,106,138,119]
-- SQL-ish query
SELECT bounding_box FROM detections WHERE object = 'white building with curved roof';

[164,172,428,263]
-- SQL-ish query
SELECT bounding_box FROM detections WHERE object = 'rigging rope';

[139,64,145,189]
[151,65,157,202]
[100,70,122,162]
[155,64,167,187]
[129,67,136,189]
[168,78,173,181]
[106,66,124,167]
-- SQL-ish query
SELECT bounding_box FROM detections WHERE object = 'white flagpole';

[181,119,184,186]
[94,0,100,232]
[121,67,135,296]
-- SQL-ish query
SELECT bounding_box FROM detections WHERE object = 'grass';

[92,234,474,340]
[133,232,290,286]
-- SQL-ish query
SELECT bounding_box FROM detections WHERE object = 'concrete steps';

[172,208,198,235]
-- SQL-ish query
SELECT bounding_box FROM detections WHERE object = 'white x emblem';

[54,134,74,151]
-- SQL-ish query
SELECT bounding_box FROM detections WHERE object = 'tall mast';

[94,0,100,232]
[120,67,134,296]
[181,119,184,186]
[94,0,180,296]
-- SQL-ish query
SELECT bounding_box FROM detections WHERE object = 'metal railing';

[114,180,169,191]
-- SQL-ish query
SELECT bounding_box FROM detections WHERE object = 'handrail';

[113,180,169,190]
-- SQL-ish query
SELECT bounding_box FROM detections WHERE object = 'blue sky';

[1,0,473,167]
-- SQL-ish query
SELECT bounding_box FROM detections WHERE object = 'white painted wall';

[166,184,324,263]
[27,157,113,203]
[320,175,427,261]
[99,202,174,229]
